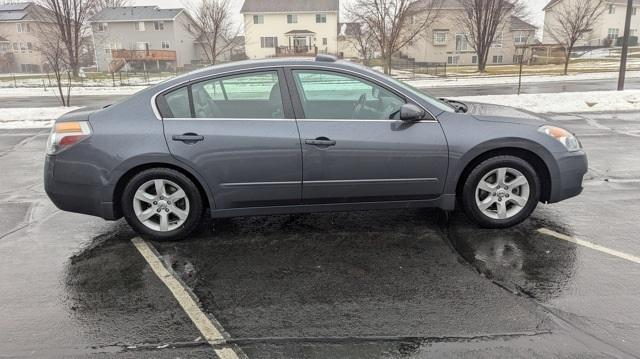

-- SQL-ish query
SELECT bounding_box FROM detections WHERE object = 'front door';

[288,69,448,204]
[159,69,302,209]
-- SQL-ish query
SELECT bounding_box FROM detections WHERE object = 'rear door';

[158,69,303,209]
[286,68,449,204]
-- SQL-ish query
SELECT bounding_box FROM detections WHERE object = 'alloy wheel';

[475,167,530,220]
[132,179,190,232]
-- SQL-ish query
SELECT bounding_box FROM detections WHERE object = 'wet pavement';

[1,110,640,357]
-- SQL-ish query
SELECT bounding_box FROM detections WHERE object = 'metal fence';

[390,58,447,78]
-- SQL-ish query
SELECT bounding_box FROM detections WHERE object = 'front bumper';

[44,155,118,220]
[548,150,588,203]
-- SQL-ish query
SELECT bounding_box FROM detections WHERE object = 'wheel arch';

[453,146,554,203]
[111,161,214,218]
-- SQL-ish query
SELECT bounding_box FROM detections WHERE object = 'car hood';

[462,101,550,126]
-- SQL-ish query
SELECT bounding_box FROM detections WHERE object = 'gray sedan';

[44,55,587,241]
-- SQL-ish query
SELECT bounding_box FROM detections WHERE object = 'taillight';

[46,121,92,155]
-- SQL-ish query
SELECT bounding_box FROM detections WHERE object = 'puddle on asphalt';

[446,213,578,302]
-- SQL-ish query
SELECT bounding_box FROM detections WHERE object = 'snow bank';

[0,107,80,129]
[0,86,144,98]
[456,90,640,114]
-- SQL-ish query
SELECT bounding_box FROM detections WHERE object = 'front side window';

[191,71,284,119]
[287,14,298,23]
[292,70,405,120]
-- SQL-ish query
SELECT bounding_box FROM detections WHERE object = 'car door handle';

[172,133,204,143]
[305,137,336,146]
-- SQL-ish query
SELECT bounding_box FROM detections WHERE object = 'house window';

[161,41,170,49]
[17,23,30,33]
[316,14,327,23]
[135,21,145,31]
[608,28,620,39]
[136,42,149,51]
[12,42,18,51]
[433,31,447,45]
[322,37,327,45]
[96,23,108,32]
[455,34,468,51]
[20,42,26,53]
[287,14,298,23]
[27,42,32,53]
[513,54,524,63]
[260,36,277,48]
[154,21,164,30]
[492,55,503,64]
[609,5,615,14]
[514,31,528,44]
[472,55,478,64]
[447,55,459,65]
[492,31,503,47]
[253,15,264,24]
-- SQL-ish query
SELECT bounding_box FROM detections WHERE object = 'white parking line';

[538,228,640,264]
[131,237,242,359]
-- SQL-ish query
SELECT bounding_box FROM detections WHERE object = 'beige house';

[404,1,536,66]
[543,0,640,47]
[241,0,339,59]
[0,2,49,73]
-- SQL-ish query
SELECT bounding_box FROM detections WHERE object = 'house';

[0,2,49,73]
[404,0,537,66]
[89,6,199,72]
[338,22,365,59]
[543,0,640,47]
[241,0,340,59]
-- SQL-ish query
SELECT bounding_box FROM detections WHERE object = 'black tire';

[121,168,203,241]
[461,155,540,229]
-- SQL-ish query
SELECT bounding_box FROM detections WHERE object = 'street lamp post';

[618,0,634,91]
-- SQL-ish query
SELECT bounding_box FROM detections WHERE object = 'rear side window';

[163,86,190,118]
[191,71,284,118]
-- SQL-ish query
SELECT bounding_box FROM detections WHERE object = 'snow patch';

[0,107,80,129]
[456,90,640,113]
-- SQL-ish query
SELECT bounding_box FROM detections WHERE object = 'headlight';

[538,125,581,151]
[46,121,92,155]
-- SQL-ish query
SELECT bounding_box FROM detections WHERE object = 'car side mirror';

[400,103,426,122]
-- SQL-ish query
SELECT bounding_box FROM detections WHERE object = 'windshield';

[385,76,456,113]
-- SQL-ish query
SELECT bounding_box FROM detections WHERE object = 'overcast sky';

[133,0,550,36]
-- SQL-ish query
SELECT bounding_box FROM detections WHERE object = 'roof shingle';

[89,6,183,22]
[240,0,339,13]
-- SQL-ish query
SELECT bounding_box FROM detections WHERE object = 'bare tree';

[184,0,241,65]
[36,0,95,77]
[347,23,378,66]
[456,0,527,73]
[347,0,443,74]
[545,0,605,75]
[40,34,73,106]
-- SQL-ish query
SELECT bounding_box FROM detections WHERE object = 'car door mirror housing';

[400,103,427,121]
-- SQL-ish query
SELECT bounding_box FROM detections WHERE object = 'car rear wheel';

[122,168,203,241]
[461,156,540,228]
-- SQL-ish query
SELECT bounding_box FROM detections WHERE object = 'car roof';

[164,56,374,86]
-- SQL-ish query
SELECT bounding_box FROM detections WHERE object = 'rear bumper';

[44,155,118,220]
[548,150,588,203]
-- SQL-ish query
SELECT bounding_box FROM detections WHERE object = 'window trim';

[151,65,439,122]
[156,68,294,120]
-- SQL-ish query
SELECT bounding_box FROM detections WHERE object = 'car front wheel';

[122,168,203,241]
[461,155,540,228]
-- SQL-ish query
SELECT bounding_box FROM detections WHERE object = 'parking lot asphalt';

[1,111,640,358]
